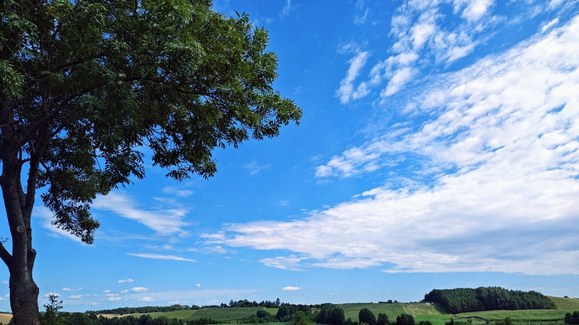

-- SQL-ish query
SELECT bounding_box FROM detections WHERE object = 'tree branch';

[0,240,13,268]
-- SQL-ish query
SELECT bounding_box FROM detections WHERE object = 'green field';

[119,306,279,322]
[6,295,577,325]
[117,296,579,325]
[341,302,407,320]
[449,297,579,325]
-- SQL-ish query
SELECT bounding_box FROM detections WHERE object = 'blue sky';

[1,0,578,312]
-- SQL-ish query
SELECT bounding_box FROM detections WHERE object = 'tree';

[292,311,313,325]
[316,304,345,325]
[377,313,390,325]
[396,314,415,325]
[0,1,301,323]
[42,293,63,325]
[359,308,376,325]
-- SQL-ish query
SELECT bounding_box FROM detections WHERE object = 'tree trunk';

[1,153,41,324]
[10,273,40,325]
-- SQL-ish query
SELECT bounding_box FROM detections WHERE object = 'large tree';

[0,0,301,323]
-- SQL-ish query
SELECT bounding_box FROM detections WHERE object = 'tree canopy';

[423,287,556,314]
[0,0,300,323]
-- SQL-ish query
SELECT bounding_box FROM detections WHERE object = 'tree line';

[423,287,556,314]
[242,304,423,325]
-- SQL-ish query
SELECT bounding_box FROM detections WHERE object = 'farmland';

[2,296,578,325]
[107,296,579,325]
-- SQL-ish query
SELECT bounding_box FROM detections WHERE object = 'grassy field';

[102,296,579,324]
[450,297,579,325]
[118,306,279,322]
[0,313,11,324]
[341,302,407,320]
[4,295,579,324]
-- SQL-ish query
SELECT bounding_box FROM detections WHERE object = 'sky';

[1,0,578,312]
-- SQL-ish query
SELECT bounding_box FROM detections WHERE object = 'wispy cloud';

[127,253,196,263]
[62,287,82,292]
[244,160,271,176]
[260,256,305,271]
[282,286,302,291]
[281,0,292,17]
[354,0,370,25]
[93,192,189,236]
[118,278,134,284]
[337,50,370,104]
[210,16,579,275]
[162,186,193,198]
[336,0,565,101]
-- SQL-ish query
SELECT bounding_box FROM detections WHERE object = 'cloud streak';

[127,253,196,263]
[93,192,189,236]
[209,16,579,275]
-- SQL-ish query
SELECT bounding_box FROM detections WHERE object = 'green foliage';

[276,305,312,322]
[359,308,377,325]
[424,287,555,314]
[565,312,579,324]
[396,314,416,325]
[1,0,299,320]
[243,310,277,323]
[292,311,314,325]
[315,304,346,325]
[91,305,192,315]
[1,0,301,243]
[377,313,390,325]
[42,293,63,325]
[341,303,407,322]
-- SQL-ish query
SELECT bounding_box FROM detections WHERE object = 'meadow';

[109,296,579,325]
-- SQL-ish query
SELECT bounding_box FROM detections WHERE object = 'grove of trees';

[0,0,300,323]
[423,287,556,313]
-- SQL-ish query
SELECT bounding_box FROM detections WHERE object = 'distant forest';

[423,287,556,313]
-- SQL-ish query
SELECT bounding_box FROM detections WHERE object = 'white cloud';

[212,16,579,275]
[62,287,82,292]
[260,256,305,271]
[381,67,416,98]
[336,0,508,100]
[127,253,196,263]
[140,296,155,302]
[282,286,302,291]
[106,293,122,301]
[93,192,189,236]
[162,186,193,198]
[354,0,370,25]
[541,18,560,33]
[118,278,134,284]
[454,0,494,21]
[337,51,370,104]
[244,160,271,176]
[281,0,291,17]
[131,287,150,293]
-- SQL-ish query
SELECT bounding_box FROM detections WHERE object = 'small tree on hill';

[42,293,63,325]
[359,308,376,325]
[377,313,390,325]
